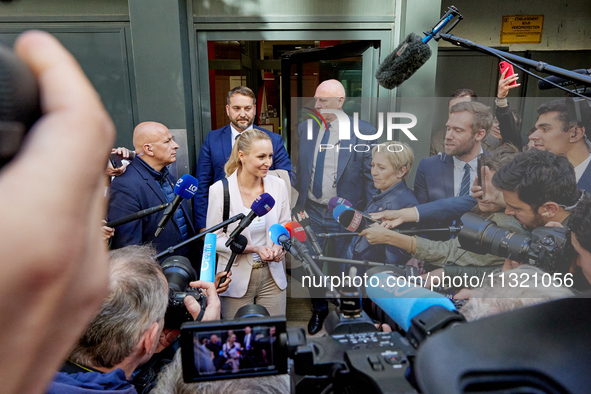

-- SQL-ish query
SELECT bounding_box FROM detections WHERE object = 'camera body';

[458,212,573,273]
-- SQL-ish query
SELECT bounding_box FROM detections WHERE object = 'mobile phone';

[477,154,486,199]
[499,61,517,85]
[180,317,287,383]
[109,152,123,169]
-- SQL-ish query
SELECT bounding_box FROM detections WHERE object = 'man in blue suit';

[194,86,292,231]
[292,79,376,334]
[108,122,196,262]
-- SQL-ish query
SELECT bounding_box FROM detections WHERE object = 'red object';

[499,61,517,86]
[285,221,307,242]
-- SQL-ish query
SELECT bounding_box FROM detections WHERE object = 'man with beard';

[194,86,291,231]
[414,101,491,204]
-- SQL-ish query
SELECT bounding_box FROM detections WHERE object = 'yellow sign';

[501,15,544,44]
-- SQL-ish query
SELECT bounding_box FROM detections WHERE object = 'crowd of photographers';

[2,30,591,394]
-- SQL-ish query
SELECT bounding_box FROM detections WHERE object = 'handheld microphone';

[272,222,325,278]
[269,223,294,255]
[366,272,456,332]
[219,234,247,286]
[225,193,275,247]
[332,204,351,222]
[538,68,591,90]
[327,197,353,212]
[199,233,217,283]
[291,205,323,255]
[337,208,372,233]
[106,203,169,228]
[285,221,307,243]
[155,174,199,237]
[375,6,462,89]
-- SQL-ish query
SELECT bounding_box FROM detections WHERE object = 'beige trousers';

[220,265,286,319]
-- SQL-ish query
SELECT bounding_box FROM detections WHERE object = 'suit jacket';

[108,158,195,257]
[206,171,291,298]
[292,116,377,209]
[578,161,591,193]
[194,125,292,229]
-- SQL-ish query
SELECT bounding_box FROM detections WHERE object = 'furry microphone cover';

[376,33,432,89]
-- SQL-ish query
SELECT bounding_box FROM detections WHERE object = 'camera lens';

[235,304,270,318]
[161,256,197,292]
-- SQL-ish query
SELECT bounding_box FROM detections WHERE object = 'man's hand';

[214,270,232,294]
[370,207,417,229]
[359,224,396,245]
[105,159,128,178]
[185,280,221,322]
[497,68,520,99]
[0,31,115,394]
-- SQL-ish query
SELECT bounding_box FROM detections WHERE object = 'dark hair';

[492,149,580,211]
[536,98,570,132]
[450,88,478,100]
[449,101,493,135]
[568,193,591,254]
[227,86,256,106]
[482,144,520,172]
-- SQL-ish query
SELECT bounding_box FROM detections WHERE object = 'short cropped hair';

[537,98,570,132]
[449,101,493,135]
[568,193,591,254]
[227,86,256,106]
[371,141,414,180]
[460,265,574,321]
[450,88,478,100]
[152,351,291,394]
[69,245,168,368]
[482,144,520,172]
[491,149,580,211]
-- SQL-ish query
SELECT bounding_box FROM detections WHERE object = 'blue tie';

[459,163,471,196]
[312,126,331,198]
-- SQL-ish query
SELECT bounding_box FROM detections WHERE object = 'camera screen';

[181,317,287,382]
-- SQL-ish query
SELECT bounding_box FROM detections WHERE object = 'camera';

[162,255,207,329]
[180,305,288,383]
[458,212,574,274]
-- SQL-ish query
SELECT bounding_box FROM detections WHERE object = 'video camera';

[161,255,207,329]
[458,212,574,274]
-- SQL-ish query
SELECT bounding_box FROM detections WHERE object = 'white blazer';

[206,170,291,298]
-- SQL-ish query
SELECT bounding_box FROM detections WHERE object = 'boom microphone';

[291,205,323,255]
[366,271,456,332]
[106,203,169,228]
[219,234,247,286]
[199,233,216,283]
[226,193,275,247]
[155,174,198,237]
[538,68,591,90]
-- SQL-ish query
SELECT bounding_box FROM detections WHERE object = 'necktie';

[312,126,331,198]
[459,163,471,196]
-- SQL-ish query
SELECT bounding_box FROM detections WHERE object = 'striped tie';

[459,163,471,196]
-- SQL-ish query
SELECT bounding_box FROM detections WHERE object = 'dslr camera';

[458,212,574,274]
[161,256,207,329]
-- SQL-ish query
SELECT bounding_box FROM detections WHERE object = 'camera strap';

[222,178,230,233]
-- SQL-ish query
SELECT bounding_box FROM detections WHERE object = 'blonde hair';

[224,129,272,177]
[371,141,414,180]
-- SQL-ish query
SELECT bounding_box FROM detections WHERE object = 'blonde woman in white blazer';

[206,129,290,319]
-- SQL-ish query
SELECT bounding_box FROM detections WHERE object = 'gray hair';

[460,265,574,322]
[69,245,168,368]
[152,350,291,394]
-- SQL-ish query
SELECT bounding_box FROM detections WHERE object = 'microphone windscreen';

[199,233,216,282]
[375,32,432,89]
[537,69,591,90]
[367,272,455,331]
[328,197,353,212]
[291,205,312,227]
[174,174,199,199]
[252,193,276,217]
[332,204,351,221]
[269,224,290,245]
[228,234,248,254]
[338,209,368,233]
[286,221,307,242]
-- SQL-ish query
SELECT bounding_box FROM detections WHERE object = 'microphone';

[219,234,247,286]
[366,271,456,332]
[199,233,216,283]
[538,68,591,90]
[332,204,351,222]
[291,205,323,255]
[155,174,199,237]
[271,222,325,278]
[269,223,295,256]
[327,197,353,212]
[226,193,275,247]
[337,208,373,233]
[106,203,169,228]
[285,221,307,243]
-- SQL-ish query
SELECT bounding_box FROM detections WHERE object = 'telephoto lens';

[162,256,206,329]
